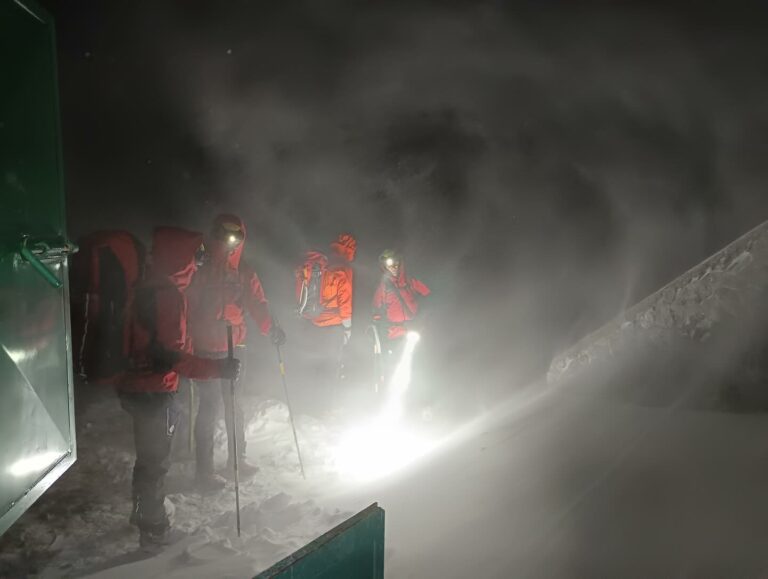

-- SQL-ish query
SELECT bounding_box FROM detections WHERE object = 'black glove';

[219,358,241,381]
[342,319,352,346]
[270,325,287,346]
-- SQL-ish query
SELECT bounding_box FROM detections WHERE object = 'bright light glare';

[228,234,237,245]
[9,451,63,477]
[385,258,394,266]
[333,330,428,482]
[334,419,433,483]
[2,345,32,365]
[380,331,420,422]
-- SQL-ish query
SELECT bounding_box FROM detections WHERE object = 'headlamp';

[386,258,394,267]
[406,330,421,343]
[214,222,244,247]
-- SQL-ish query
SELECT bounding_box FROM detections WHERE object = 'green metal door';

[255,503,385,579]
[0,0,77,536]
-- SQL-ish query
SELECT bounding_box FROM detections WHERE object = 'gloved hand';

[219,358,241,381]
[269,325,287,347]
[342,318,352,346]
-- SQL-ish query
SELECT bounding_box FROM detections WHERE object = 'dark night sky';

[40,0,768,393]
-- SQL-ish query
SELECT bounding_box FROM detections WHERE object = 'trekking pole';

[273,325,306,479]
[188,382,195,455]
[226,325,242,537]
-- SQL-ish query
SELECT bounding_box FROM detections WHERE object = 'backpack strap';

[131,285,179,373]
[385,277,416,319]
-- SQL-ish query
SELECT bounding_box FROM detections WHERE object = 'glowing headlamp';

[214,222,244,247]
[386,258,395,267]
[406,330,421,343]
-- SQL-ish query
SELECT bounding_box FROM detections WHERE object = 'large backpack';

[70,231,145,384]
[295,250,330,321]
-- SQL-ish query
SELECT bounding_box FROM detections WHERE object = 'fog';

[26,0,768,575]
[57,1,768,379]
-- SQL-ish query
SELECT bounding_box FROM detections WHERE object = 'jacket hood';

[330,233,356,263]
[380,253,408,287]
[150,227,203,290]
[210,213,246,269]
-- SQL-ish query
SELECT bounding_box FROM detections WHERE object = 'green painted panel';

[0,0,77,536]
[255,504,385,579]
[0,0,65,248]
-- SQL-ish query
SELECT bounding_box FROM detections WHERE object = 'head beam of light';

[333,331,428,482]
[380,330,420,423]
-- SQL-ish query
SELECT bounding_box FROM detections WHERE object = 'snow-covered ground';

[4,365,768,578]
[0,361,452,579]
[0,384,358,578]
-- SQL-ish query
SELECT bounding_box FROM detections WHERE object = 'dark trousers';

[298,323,346,385]
[119,392,179,531]
[194,347,246,475]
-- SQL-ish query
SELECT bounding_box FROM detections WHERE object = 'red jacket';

[372,259,430,340]
[189,214,272,353]
[117,227,224,393]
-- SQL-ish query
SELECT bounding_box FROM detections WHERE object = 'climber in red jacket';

[188,214,285,491]
[116,226,240,548]
[371,249,431,388]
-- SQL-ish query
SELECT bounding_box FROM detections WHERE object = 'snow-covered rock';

[548,219,768,384]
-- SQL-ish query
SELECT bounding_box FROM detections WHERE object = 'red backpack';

[70,231,145,384]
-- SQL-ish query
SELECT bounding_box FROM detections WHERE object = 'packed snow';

[0,347,455,579]
[4,353,768,578]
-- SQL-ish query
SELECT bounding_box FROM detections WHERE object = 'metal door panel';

[0,0,76,536]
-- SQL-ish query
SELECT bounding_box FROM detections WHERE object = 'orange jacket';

[299,234,356,327]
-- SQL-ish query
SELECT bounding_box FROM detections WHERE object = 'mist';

[54,0,768,409]
[11,0,768,576]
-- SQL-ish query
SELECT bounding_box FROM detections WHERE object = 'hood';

[381,254,408,288]
[210,213,246,269]
[303,250,328,265]
[330,233,356,263]
[150,227,203,290]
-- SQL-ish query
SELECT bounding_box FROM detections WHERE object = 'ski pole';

[188,381,195,455]
[274,339,306,479]
[227,325,242,537]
